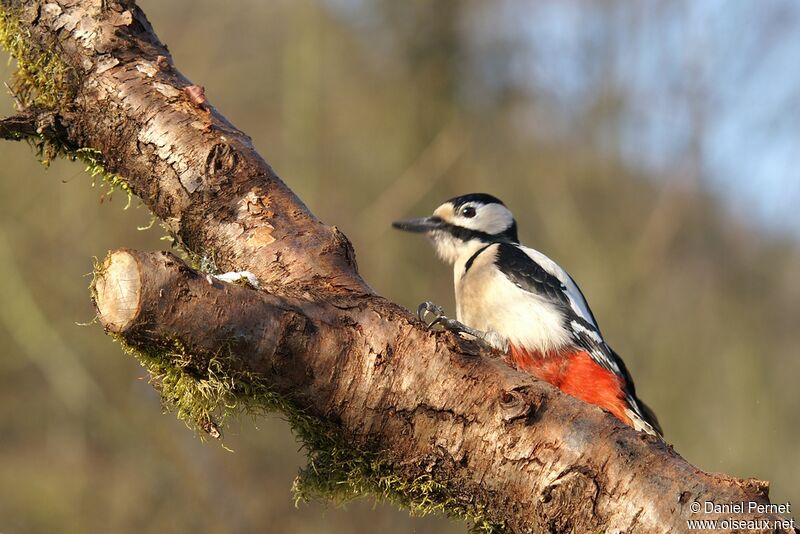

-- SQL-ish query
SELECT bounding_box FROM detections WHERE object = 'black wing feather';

[494,243,571,307]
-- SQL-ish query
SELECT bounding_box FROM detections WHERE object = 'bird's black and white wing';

[493,242,662,434]
[495,243,598,327]
[494,244,619,370]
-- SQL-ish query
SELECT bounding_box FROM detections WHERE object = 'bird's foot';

[417,301,484,338]
[417,301,507,351]
[417,301,445,327]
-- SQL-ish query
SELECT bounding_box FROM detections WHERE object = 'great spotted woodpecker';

[392,193,662,436]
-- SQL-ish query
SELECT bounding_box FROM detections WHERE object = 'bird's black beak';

[391,216,444,234]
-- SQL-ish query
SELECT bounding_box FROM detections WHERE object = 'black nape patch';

[502,221,519,243]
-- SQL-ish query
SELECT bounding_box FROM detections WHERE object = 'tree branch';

[1,1,794,532]
[0,110,73,145]
[0,112,36,139]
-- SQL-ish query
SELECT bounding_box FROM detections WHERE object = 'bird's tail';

[625,397,663,438]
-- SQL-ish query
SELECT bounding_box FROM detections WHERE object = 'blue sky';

[492,0,800,236]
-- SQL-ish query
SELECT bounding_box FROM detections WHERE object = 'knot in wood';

[539,468,600,530]
[205,143,239,179]
[500,389,531,422]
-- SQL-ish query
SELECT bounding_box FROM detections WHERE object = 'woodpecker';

[392,193,662,436]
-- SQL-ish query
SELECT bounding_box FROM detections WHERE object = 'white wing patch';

[570,320,602,343]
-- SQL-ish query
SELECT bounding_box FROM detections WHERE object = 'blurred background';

[1,0,798,532]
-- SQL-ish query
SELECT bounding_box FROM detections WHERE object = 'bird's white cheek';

[430,233,461,265]
[459,204,513,234]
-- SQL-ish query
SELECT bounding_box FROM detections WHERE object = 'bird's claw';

[417,301,477,336]
[416,300,499,350]
[417,301,447,328]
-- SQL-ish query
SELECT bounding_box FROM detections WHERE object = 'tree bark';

[0,1,794,532]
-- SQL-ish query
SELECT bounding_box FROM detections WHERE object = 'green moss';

[294,447,505,533]
[114,335,277,439]
[34,142,135,207]
[111,331,503,532]
[0,7,74,109]
[74,148,134,208]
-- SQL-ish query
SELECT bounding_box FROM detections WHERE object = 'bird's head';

[392,193,518,264]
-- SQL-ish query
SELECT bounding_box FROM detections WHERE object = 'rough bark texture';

[1,1,794,533]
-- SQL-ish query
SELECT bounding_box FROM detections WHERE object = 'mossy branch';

[93,249,502,532]
[1,2,791,533]
[124,331,500,532]
[1,7,132,201]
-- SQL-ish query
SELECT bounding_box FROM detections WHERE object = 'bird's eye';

[461,206,477,218]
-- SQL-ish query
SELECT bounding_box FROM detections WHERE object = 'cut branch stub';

[91,250,315,388]
[94,250,142,332]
